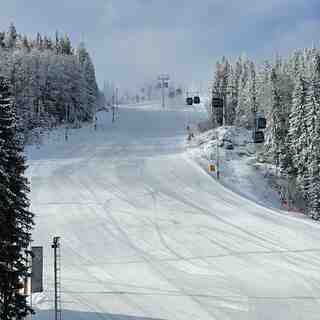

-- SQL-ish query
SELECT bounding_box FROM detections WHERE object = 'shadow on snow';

[34,309,165,320]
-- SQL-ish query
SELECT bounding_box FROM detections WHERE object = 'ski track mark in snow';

[28,103,320,320]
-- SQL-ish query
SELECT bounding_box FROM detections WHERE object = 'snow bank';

[187,126,281,209]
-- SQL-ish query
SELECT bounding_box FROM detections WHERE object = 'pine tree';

[308,110,320,219]
[82,56,98,121]
[5,23,17,49]
[227,65,237,125]
[60,35,72,55]
[0,24,100,140]
[314,54,320,105]
[231,58,243,124]
[209,49,320,217]
[54,31,61,55]
[0,76,34,320]
[221,57,230,124]
[304,54,320,217]
[269,69,283,167]
[305,67,319,152]
[236,73,251,128]
[35,33,43,51]
[0,32,5,48]
[21,36,30,52]
[76,43,98,121]
[76,42,89,66]
[43,36,52,51]
[249,62,258,126]
[290,50,302,78]
[288,75,309,197]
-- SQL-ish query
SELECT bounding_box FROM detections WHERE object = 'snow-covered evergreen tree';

[268,68,292,172]
[305,54,320,217]
[0,32,5,48]
[60,35,72,55]
[5,23,17,49]
[249,62,258,127]
[227,65,238,125]
[288,75,309,189]
[76,42,98,121]
[0,75,34,320]
[308,112,320,219]
[209,46,320,216]
[0,24,100,142]
[236,73,251,127]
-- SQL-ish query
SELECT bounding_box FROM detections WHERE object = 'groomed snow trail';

[28,103,320,320]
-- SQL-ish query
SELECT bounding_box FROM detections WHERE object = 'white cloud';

[259,18,320,58]
[0,0,318,88]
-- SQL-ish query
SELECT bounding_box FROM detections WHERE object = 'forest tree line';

[0,23,100,143]
[210,47,320,218]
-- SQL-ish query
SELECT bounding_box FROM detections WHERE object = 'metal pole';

[161,79,165,109]
[25,249,32,320]
[65,106,68,141]
[216,131,220,180]
[158,75,169,109]
[54,241,58,320]
[52,237,60,320]
[253,107,257,131]
[211,98,214,127]
[93,103,97,131]
[252,91,257,140]
[116,88,119,111]
[112,90,115,123]
[222,95,225,126]
[287,176,290,210]
[30,272,32,320]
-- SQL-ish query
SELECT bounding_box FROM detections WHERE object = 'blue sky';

[0,0,319,90]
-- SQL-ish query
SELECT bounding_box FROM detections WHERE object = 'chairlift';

[193,96,201,104]
[212,97,223,108]
[186,97,193,105]
[252,130,265,143]
[256,116,267,129]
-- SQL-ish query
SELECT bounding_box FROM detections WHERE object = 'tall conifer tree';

[0,75,34,320]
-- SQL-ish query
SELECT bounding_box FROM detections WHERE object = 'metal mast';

[158,74,170,108]
[52,237,62,320]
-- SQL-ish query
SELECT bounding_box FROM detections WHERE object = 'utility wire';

[44,290,320,301]
[49,247,320,267]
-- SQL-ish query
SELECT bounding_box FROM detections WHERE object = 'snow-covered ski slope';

[28,102,320,320]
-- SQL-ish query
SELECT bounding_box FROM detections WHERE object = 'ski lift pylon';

[256,116,267,129]
[252,130,265,143]
[186,97,193,105]
[212,97,223,108]
[193,96,200,104]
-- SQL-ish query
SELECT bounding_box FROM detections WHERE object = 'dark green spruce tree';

[306,54,320,218]
[308,117,320,219]
[0,75,34,320]
[270,68,288,170]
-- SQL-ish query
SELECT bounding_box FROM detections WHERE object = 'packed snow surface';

[187,126,281,210]
[27,102,320,320]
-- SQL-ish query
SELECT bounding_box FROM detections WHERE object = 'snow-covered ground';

[187,126,282,210]
[27,101,320,320]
